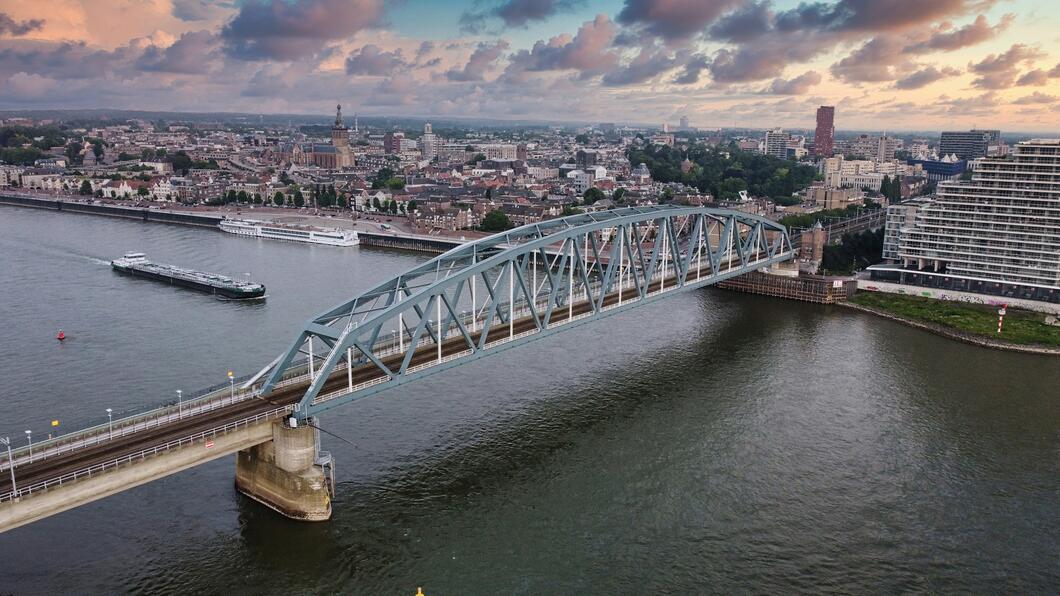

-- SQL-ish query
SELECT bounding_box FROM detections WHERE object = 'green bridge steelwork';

[256,205,793,420]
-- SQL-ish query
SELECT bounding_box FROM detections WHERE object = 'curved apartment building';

[869,139,1060,304]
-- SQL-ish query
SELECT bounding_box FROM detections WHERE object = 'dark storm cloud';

[616,0,742,41]
[460,0,584,33]
[221,0,385,60]
[0,12,44,36]
[893,65,960,89]
[344,45,407,76]
[446,40,510,82]
[762,70,822,94]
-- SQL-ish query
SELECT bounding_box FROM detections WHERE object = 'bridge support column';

[234,419,332,521]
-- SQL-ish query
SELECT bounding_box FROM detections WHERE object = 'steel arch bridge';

[254,205,793,420]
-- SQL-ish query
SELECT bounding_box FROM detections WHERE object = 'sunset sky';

[1,0,1058,131]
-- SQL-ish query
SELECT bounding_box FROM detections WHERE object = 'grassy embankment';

[849,292,1060,347]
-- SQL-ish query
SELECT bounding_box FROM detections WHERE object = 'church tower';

[332,104,349,150]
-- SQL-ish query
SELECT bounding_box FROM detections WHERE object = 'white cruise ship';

[219,218,359,247]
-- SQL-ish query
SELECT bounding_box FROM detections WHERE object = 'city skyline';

[0,1,1059,131]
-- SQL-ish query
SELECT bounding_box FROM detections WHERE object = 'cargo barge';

[111,253,266,300]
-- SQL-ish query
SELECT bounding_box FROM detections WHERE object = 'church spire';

[335,103,343,127]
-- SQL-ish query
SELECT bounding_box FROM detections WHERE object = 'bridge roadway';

[0,268,659,498]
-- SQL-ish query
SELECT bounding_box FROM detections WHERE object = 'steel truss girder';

[255,206,792,419]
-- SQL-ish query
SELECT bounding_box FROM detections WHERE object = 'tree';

[387,200,397,214]
[372,168,395,189]
[480,209,512,232]
[466,153,486,164]
[253,192,262,204]
[79,179,92,195]
[273,191,285,206]
[171,150,192,174]
[613,188,626,203]
[372,196,382,211]
[226,190,238,204]
[561,205,583,216]
[155,148,167,159]
[65,143,82,165]
[407,200,418,213]
[575,133,590,144]
[236,190,249,204]
[141,148,154,161]
[660,187,674,202]
[137,185,149,197]
[293,190,305,207]
[582,187,605,205]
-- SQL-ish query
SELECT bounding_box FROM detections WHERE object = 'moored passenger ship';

[218,218,359,246]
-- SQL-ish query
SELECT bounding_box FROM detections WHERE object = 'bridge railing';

[0,406,292,503]
[0,362,312,471]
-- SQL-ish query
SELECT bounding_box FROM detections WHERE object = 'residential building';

[869,139,1060,303]
[813,106,835,158]
[419,123,440,161]
[881,198,931,261]
[764,129,790,159]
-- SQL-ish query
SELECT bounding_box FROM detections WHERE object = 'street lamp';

[1,437,15,494]
[106,408,113,438]
[228,371,235,403]
[177,389,183,418]
[24,430,32,463]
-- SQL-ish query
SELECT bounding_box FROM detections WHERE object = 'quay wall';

[0,194,223,228]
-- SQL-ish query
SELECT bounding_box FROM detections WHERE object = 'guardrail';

[0,406,291,503]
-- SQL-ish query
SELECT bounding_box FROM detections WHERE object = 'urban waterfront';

[0,207,1057,593]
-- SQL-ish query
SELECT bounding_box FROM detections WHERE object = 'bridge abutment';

[235,419,332,521]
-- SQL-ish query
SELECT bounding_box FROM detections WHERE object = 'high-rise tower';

[814,106,835,158]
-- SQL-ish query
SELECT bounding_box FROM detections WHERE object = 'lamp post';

[1,437,15,494]
[106,408,113,438]
[24,430,32,463]
[228,371,235,403]
[177,389,183,418]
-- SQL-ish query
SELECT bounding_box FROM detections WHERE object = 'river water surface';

[0,206,1057,594]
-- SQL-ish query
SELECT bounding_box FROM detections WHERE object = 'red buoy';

[56,330,66,341]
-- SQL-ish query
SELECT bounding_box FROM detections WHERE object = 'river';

[0,206,1056,594]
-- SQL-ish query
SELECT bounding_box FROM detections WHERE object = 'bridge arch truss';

[256,206,793,419]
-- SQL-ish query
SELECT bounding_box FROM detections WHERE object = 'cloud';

[673,53,710,84]
[460,0,583,33]
[774,0,1001,34]
[3,72,58,101]
[344,44,407,76]
[602,47,685,86]
[893,65,960,89]
[830,36,913,83]
[1012,91,1058,105]
[221,0,385,60]
[504,14,618,81]
[137,31,221,74]
[171,0,231,22]
[446,40,510,81]
[905,14,1012,53]
[616,0,742,41]
[762,70,822,95]
[969,43,1044,89]
[0,12,44,36]
[708,1,772,43]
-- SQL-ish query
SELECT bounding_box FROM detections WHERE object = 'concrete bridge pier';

[235,418,332,521]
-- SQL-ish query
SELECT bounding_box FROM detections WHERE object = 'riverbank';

[842,292,1060,356]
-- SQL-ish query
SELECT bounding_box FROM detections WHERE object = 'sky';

[0,0,1058,132]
